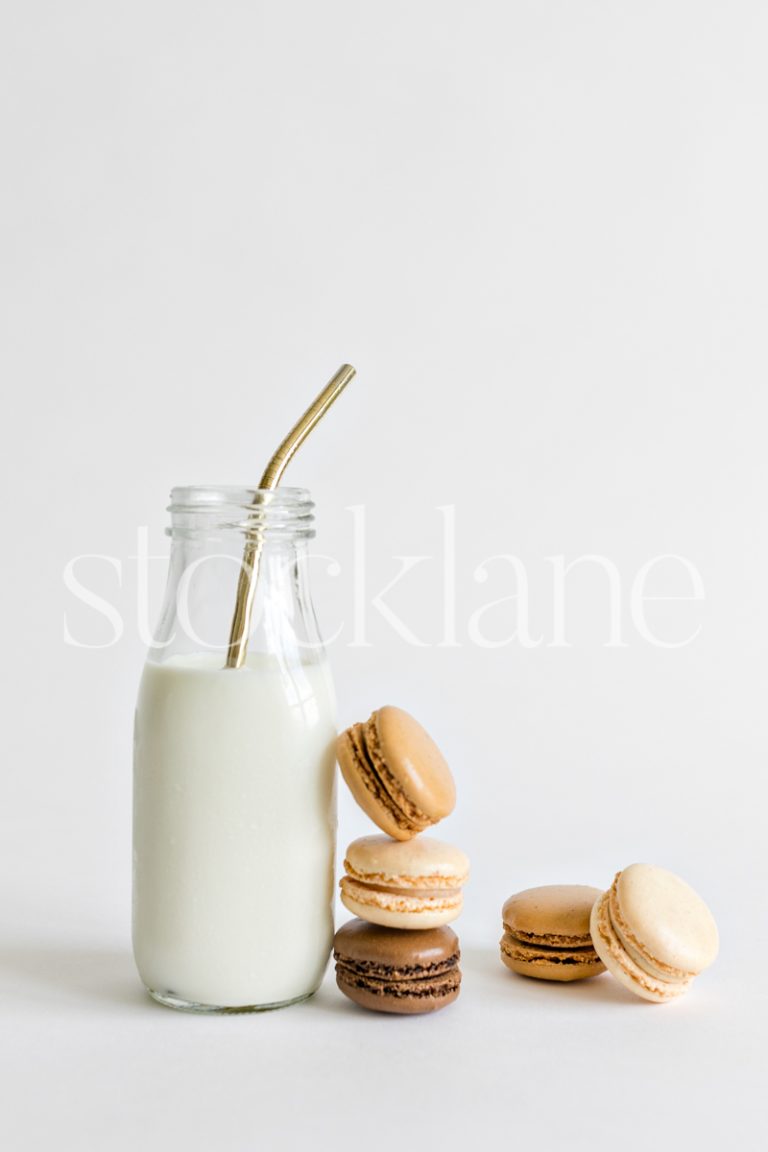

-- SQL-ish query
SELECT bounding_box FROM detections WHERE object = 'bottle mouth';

[168,486,315,540]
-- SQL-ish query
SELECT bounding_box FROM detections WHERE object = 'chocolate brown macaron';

[336,706,456,840]
[333,918,461,1014]
[501,885,606,982]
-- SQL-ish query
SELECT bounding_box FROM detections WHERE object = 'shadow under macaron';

[309,946,669,1016]
[462,944,649,1007]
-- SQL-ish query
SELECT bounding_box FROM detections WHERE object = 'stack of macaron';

[500,864,718,1003]
[333,706,469,1014]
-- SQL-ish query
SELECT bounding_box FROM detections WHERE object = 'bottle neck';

[148,486,323,663]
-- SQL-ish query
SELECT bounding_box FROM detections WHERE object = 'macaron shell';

[336,727,416,841]
[614,865,719,976]
[370,707,456,821]
[590,890,691,1003]
[344,834,470,887]
[333,918,459,971]
[502,885,603,947]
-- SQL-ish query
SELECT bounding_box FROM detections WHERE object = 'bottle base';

[146,986,317,1014]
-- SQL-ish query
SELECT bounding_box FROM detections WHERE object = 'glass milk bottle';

[132,487,337,1012]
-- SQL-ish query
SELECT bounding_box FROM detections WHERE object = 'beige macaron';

[500,885,606,981]
[336,707,456,841]
[340,834,469,929]
[590,864,719,1003]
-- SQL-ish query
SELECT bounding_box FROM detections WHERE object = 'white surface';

[1,1,766,1148]
[1,933,762,1151]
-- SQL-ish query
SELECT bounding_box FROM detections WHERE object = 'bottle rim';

[167,486,315,540]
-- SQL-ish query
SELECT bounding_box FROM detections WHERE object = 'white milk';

[132,652,337,1008]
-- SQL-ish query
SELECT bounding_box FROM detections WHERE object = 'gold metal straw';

[224,363,356,669]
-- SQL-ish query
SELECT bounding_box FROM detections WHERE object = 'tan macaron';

[340,834,469,929]
[590,864,719,1003]
[336,707,456,841]
[500,885,606,981]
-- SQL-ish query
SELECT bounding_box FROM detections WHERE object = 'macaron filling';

[347,881,462,898]
[341,876,463,915]
[335,955,460,996]
[334,954,459,981]
[500,929,602,968]
[505,928,597,949]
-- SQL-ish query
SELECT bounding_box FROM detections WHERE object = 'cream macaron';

[590,864,719,1003]
[340,834,469,929]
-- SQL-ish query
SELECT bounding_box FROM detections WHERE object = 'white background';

[2,2,766,1149]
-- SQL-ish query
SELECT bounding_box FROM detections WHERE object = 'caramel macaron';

[336,706,456,841]
[333,919,461,1014]
[340,834,469,929]
[501,885,606,981]
[590,864,719,1003]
